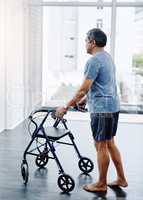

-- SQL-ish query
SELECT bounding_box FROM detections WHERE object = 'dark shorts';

[90,112,119,142]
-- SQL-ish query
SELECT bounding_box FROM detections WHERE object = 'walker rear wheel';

[21,161,29,184]
[35,152,49,168]
[78,157,94,174]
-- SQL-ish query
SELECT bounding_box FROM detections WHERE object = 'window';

[115,7,143,113]
[42,1,143,114]
[42,6,111,106]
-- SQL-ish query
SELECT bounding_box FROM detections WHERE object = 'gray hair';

[87,28,107,47]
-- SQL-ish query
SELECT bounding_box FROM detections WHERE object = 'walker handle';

[29,105,88,120]
[29,106,56,119]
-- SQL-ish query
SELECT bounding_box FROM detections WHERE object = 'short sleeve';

[84,57,100,81]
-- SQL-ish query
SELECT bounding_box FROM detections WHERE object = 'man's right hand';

[75,96,87,112]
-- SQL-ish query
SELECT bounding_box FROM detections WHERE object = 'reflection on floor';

[0,118,143,200]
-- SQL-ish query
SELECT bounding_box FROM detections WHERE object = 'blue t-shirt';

[84,51,120,113]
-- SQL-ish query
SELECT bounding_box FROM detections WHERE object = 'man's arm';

[65,79,93,109]
[55,79,93,118]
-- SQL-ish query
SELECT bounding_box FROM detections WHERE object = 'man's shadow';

[108,185,127,199]
[91,186,127,200]
[92,191,107,200]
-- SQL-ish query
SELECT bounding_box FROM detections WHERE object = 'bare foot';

[83,183,107,192]
[108,179,128,188]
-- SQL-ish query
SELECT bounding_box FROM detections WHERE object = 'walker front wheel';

[58,174,75,193]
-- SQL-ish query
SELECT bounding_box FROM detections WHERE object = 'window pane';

[42,6,111,106]
[115,7,143,113]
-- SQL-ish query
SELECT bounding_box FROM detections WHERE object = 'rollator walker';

[21,106,94,193]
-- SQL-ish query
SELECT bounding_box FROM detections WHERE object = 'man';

[55,28,128,192]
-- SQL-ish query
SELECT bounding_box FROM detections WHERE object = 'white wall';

[0,0,42,131]
[23,0,43,118]
[0,0,6,132]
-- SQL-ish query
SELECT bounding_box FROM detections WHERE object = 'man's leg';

[83,140,109,192]
[107,138,128,187]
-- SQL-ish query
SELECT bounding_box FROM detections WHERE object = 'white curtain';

[0,0,42,131]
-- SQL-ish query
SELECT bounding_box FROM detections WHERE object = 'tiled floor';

[0,116,143,200]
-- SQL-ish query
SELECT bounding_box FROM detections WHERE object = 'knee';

[107,139,115,150]
[96,141,108,152]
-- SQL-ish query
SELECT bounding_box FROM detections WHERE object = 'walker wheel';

[58,174,75,193]
[78,157,94,174]
[21,161,29,184]
[35,153,49,168]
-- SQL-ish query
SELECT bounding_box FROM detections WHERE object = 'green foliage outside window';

[133,54,143,69]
